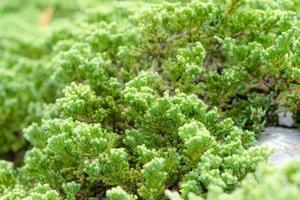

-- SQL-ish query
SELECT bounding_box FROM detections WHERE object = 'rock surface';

[278,112,294,127]
[257,127,300,165]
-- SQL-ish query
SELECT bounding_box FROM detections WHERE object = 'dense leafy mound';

[166,160,300,200]
[0,0,156,159]
[1,0,300,199]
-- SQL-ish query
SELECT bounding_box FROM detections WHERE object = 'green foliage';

[1,184,61,200]
[62,182,80,200]
[0,161,16,193]
[1,0,300,199]
[15,79,269,198]
[0,44,56,156]
[22,118,119,189]
[107,186,137,200]
[167,160,300,200]
[133,0,300,132]
[85,148,131,186]
[139,158,167,199]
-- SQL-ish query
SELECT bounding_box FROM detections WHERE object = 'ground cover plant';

[1,0,300,199]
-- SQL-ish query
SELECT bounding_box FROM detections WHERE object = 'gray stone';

[257,127,300,165]
[278,112,294,127]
